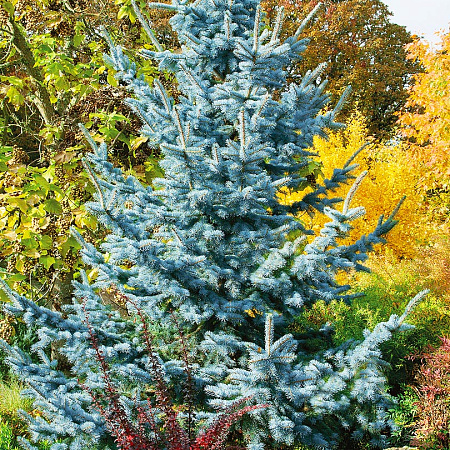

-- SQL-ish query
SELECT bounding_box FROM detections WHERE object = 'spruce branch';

[106,189,118,211]
[239,109,247,158]
[146,2,179,11]
[343,170,368,214]
[265,313,274,355]
[270,6,285,44]
[252,92,271,122]
[252,4,262,52]
[387,195,406,222]
[398,290,429,327]
[342,142,370,169]
[185,32,203,46]
[309,62,327,84]
[81,158,106,210]
[172,226,185,246]
[224,11,231,41]
[154,79,173,114]
[293,2,322,40]
[173,106,188,149]
[131,0,164,52]
[332,85,352,118]
[78,123,100,153]
[179,64,208,96]
[212,143,221,164]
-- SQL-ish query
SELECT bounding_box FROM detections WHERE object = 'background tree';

[397,31,450,227]
[0,0,169,307]
[262,0,420,138]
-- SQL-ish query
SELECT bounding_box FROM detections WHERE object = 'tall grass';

[0,378,33,418]
[0,377,33,450]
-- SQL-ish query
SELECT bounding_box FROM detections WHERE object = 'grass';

[0,377,33,450]
[0,378,33,417]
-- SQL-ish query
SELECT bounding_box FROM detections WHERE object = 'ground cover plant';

[0,0,431,449]
[0,377,33,450]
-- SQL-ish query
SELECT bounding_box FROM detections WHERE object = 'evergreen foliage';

[0,0,428,448]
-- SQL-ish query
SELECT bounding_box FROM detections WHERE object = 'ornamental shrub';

[410,337,450,449]
[0,0,427,448]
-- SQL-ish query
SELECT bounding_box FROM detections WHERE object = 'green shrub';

[0,420,20,450]
[388,385,419,446]
[293,248,450,395]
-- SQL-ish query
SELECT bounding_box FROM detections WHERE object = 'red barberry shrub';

[411,337,450,449]
[81,297,267,450]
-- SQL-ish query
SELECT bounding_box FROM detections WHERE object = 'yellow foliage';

[280,111,426,258]
[398,31,450,225]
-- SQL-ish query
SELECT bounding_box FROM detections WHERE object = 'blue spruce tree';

[0,0,427,448]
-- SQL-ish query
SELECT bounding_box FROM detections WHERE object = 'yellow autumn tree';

[280,111,426,258]
[398,31,450,225]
